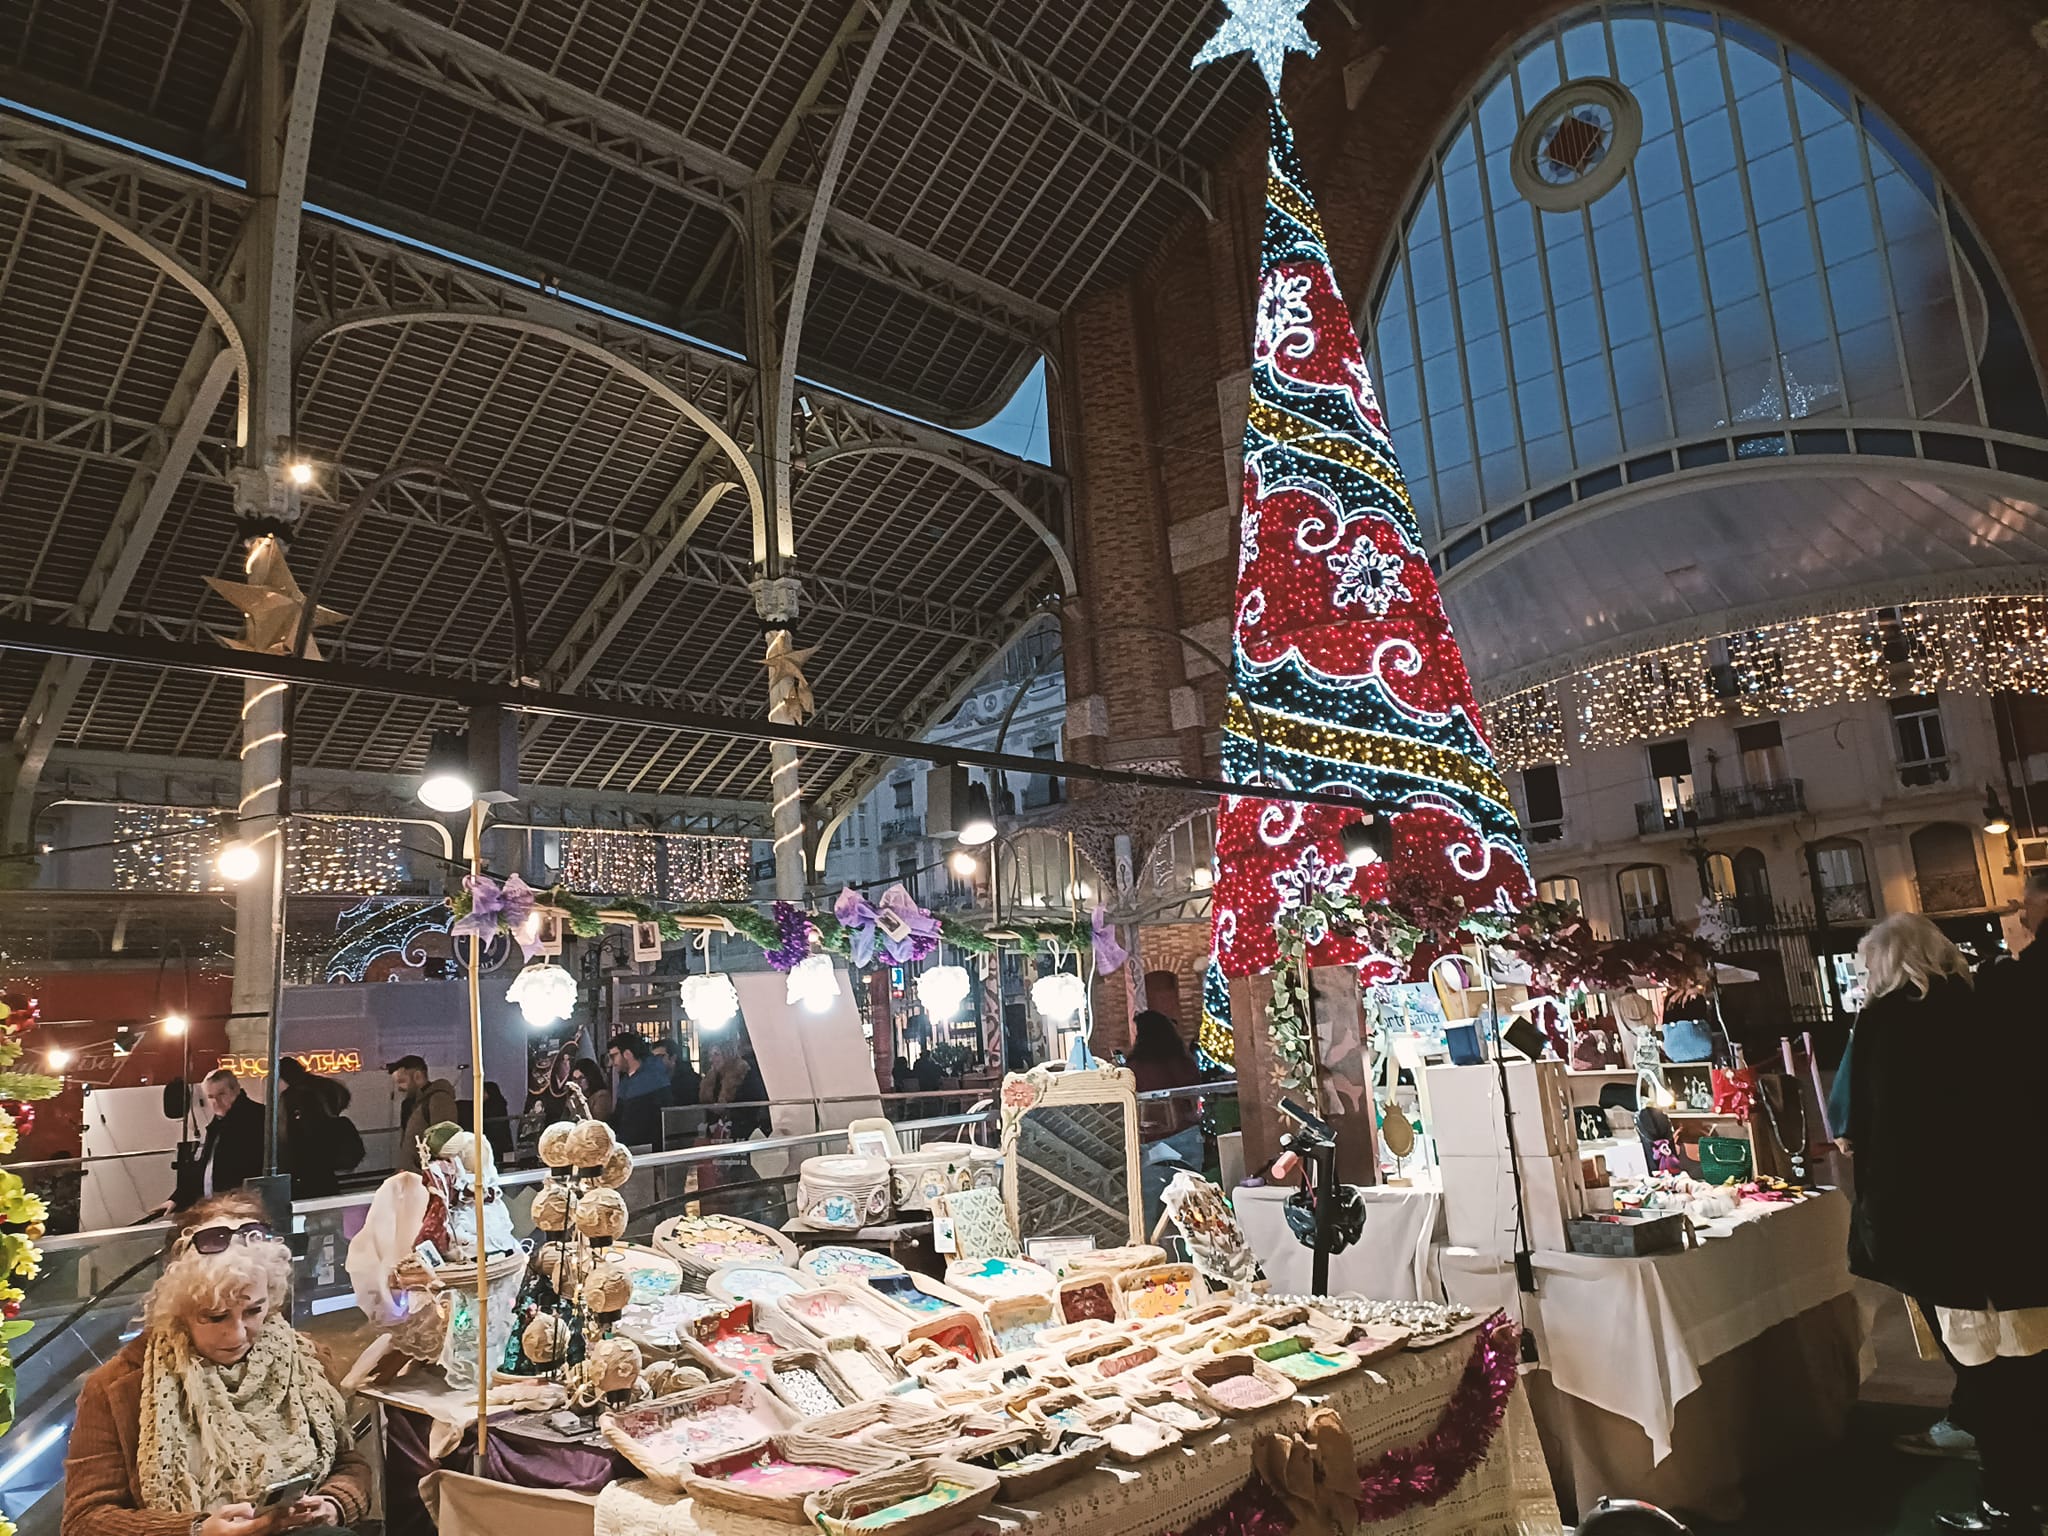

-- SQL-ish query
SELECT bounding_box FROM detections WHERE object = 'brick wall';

[1062,0,2048,773]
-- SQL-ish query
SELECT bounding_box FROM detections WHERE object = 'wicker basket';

[653,1214,801,1285]
[863,1409,1010,1459]
[1029,1389,1128,1437]
[1091,1342,1161,1382]
[795,1155,893,1231]
[1184,1355,1296,1418]
[776,1280,913,1350]
[805,1460,1001,1536]
[1062,1245,1166,1276]
[887,1143,978,1212]
[944,1255,1054,1305]
[1123,1390,1219,1435]
[804,1396,946,1443]
[901,1307,995,1366]
[1250,1336,1362,1386]
[864,1271,982,1323]
[983,1293,1057,1355]
[679,1433,904,1523]
[797,1245,908,1283]
[898,1335,980,1388]
[1116,1263,1204,1320]
[764,1348,860,1418]
[1099,1415,1183,1463]
[1055,1273,1121,1326]
[957,1427,1109,1500]
[391,1246,525,1294]
[820,1336,906,1399]
[599,1377,799,1488]
[706,1262,820,1306]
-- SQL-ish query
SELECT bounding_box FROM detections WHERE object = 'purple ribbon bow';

[451,872,540,955]
[834,886,881,968]
[875,883,941,964]
[1091,905,1128,975]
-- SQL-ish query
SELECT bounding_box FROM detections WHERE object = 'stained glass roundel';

[1510,78,1642,210]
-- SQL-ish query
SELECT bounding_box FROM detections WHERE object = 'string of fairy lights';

[557,829,752,902]
[1485,595,2048,768]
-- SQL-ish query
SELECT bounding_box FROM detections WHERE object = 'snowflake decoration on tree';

[1238,506,1260,571]
[1328,535,1412,615]
[1343,355,1385,428]
[1255,271,1316,361]
[1270,844,1354,912]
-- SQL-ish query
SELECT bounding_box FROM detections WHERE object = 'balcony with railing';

[1635,780,1806,836]
[1818,882,1877,923]
[880,815,923,845]
[1622,908,1675,939]
[1896,755,1953,789]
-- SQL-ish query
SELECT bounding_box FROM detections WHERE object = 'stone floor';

[1694,1284,1980,1536]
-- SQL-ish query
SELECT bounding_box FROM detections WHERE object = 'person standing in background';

[170,1070,264,1211]
[386,1056,457,1173]
[607,1032,672,1148]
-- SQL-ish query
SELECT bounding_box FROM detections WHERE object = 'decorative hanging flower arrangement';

[1030,971,1087,1023]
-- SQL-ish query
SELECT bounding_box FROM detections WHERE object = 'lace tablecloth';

[420,1332,1561,1536]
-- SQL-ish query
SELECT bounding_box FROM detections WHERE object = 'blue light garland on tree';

[1193,13,1531,1063]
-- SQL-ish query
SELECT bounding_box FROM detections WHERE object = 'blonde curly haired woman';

[62,1192,371,1536]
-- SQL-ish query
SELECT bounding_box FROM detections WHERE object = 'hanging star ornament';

[1191,0,1318,96]
[205,535,346,659]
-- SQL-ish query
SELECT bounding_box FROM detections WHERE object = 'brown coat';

[399,1077,459,1171]
[62,1336,373,1536]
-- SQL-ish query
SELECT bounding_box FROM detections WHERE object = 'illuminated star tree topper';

[1191,0,1318,96]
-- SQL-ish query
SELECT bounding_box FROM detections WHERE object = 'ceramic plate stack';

[795,1155,893,1231]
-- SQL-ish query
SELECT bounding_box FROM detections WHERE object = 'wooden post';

[1307,964,1378,1185]
[1227,971,1282,1174]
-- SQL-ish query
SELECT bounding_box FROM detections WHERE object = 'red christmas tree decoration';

[1203,106,1531,1057]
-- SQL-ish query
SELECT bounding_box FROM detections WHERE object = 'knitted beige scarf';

[137,1316,347,1513]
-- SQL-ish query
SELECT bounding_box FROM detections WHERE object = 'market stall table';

[417,1316,1562,1536]
[1443,1190,1861,1521]
[1235,1180,1442,1301]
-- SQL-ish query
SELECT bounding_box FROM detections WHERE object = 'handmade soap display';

[344,1121,525,1390]
[501,1116,650,1408]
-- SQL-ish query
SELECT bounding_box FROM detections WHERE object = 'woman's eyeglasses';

[175,1220,273,1256]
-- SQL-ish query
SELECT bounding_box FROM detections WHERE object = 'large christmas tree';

[1203,99,1531,1057]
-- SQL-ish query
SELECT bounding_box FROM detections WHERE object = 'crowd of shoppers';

[1844,881,2048,1534]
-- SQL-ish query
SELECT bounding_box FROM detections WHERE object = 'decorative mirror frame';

[999,1063,1143,1250]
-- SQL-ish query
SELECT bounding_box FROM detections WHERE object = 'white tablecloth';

[1236,1180,1442,1301]
[1443,1191,1855,1462]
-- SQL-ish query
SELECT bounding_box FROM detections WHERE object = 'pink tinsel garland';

[1163,1312,1520,1536]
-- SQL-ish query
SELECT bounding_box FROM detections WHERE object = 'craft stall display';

[365,1079,1560,1536]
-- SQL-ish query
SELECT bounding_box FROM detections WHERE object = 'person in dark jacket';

[1851,913,2048,1532]
[652,1037,701,1108]
[171,1069,265,1210]
[607,1032,672,1148]
[276,1056,350,1199]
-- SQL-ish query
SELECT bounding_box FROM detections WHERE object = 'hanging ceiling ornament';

[205,535,346,658]
[787,952,840,1013]
[916,964,972,1021]
[1030,972,1087,1023]
[507,961,578,1027]
[681,972,741,1032]
[1191,0,1317,95]
[762,632,819,724]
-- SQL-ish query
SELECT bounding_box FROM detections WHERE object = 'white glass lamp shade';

[916,964,972,1020]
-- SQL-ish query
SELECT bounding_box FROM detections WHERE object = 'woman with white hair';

[62,1192,371,1536]
[1849,913,2046,1532]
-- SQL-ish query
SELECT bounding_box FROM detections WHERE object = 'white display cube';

[1426,1060,1578,1160]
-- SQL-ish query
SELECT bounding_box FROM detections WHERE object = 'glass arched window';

[1733,847,1772,925]
[1809,837,1873,921]
[1364,4,2045,547]
[1536,875,1582,907]
[1618,863,1672,936]
[1703,851,1736,901]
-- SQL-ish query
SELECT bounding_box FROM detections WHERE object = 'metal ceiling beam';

[330,0,1055,346]
[3,338,242,855]
[902,0,1212,220]
[0,616,1378,812]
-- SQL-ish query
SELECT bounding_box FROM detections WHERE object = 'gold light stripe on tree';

[1265,173,1325,242]
[1226,697,1516,815]
[1248,399,1415,514]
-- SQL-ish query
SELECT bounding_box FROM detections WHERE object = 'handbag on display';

[1661,1014,1716,1064]
[1697,1135,1754,1186]
[1709,1066,1758,1120]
